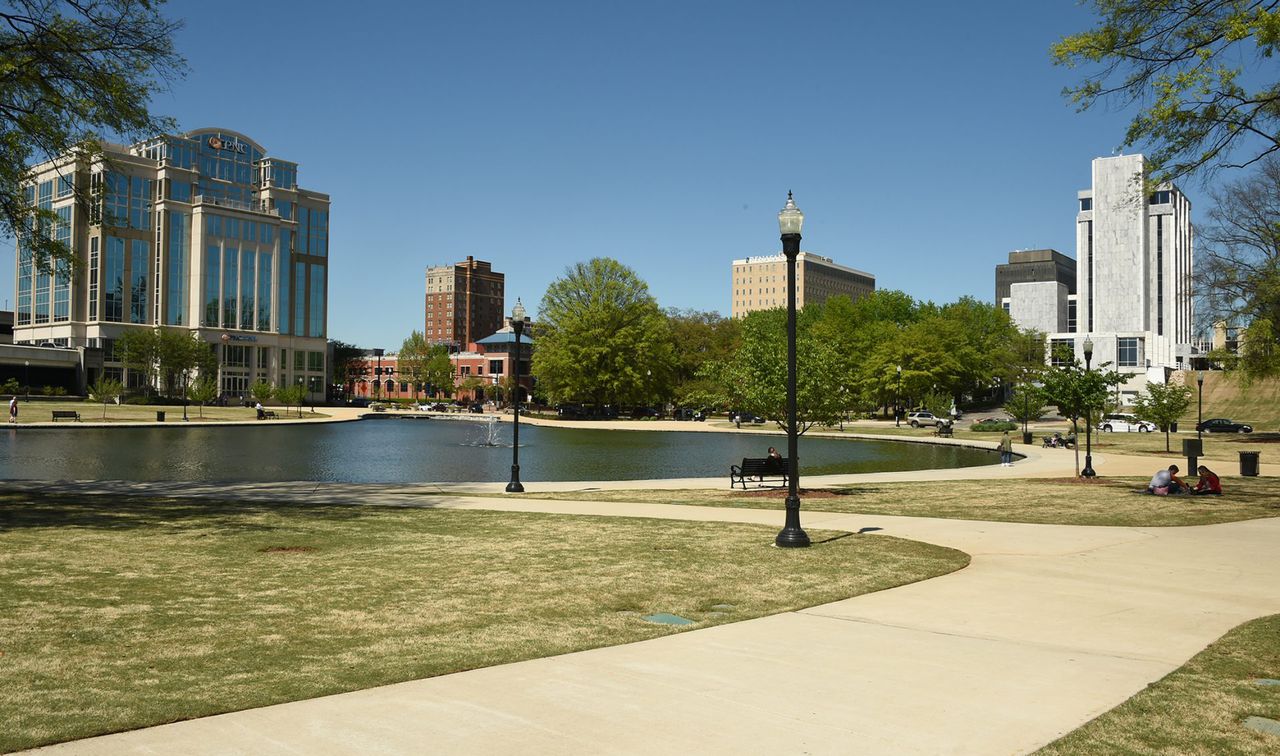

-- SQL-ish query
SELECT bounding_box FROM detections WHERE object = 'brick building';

[424,256,505,349]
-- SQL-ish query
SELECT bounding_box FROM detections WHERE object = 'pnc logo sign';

[207,135,246,154]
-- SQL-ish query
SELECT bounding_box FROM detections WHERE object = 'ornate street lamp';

[895,364,902,428]
[182,368,189,421]
[1081,337,1097,478]
[506,299,529,493]
[775,192,810,548]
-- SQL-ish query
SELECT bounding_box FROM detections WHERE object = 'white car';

[1098,413,1156,433]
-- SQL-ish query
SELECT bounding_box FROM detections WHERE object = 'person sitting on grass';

[1192,465,1223,496]
[1147,464,1187,495]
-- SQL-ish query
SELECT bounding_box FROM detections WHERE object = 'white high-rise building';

[1002,154,1194,402]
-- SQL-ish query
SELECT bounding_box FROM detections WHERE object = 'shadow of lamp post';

[775,192,810,548]
[506,299,529,493]
[1081,336,1097,478]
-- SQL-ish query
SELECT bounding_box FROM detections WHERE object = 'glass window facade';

[204,244,220,326]
[239,251,255,329]
[222,246,238,327]
[257,251,272,331]
[309,264,325,337]
[105,236,125,322]
[166,211,189,325]
[130,239,148,323]
[294,261,306,335]
[1118,337,1142,367]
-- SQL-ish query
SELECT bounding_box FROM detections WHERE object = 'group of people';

[1148,464,1221,496]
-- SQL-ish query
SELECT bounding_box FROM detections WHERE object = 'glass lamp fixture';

[512,298,526,322]
[777,191,804,236]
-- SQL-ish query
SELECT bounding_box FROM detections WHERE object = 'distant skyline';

[2,0,1210,348]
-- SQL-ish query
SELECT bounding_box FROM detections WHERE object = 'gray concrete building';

[999,154,1195,403]
[996,249,1077,335]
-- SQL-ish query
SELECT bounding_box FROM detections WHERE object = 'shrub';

[970,421,1018,432]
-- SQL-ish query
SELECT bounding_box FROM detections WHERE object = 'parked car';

[1196,417,1254,434]
[630,406,661,418]
[730,411,765,425]
[973,416,1010,427]
[671,408,698,421]
[907,411,941,428]
[1097,413,1156,433]
[468,403,484,414]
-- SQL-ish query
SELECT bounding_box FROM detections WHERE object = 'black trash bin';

[1239,451,1260,477]
[1170,421,1178,433]
[1022,431,1033,445]
[156,411,165,422]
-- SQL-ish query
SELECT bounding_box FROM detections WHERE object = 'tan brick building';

[730,253,875,318]
[424,256,505,348]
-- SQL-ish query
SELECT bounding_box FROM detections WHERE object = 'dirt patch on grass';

[258,546,317,554]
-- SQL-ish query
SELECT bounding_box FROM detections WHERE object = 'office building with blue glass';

[13,128,330,399]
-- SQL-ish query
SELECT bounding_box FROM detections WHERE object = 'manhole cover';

[1244,716,1280,737]
[642,613,694,626]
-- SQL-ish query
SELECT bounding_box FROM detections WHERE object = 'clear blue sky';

[7,0,1207,349]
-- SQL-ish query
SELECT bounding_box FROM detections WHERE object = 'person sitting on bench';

[1148,464,1187,495]
[1192,465,1223,496]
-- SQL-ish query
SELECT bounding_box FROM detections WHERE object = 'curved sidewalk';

[19,480,1280,754]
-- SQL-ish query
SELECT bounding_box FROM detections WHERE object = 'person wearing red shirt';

[1193,466,1222,495]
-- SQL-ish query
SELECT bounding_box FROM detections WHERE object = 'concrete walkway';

[18,472,1280,754]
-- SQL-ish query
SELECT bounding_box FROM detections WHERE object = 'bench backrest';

[739,457,789,474]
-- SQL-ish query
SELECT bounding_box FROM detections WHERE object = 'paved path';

[17,471,1280,754]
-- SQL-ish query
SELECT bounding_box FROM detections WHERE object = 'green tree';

[88,376,122,420]
[702,305,844,433]
[666,308,741,406]
[1004,383,1048,424]
[276,383,306,417]
[1134,380,1194,452]
[187,376,217,419]
[533,258,675,408]
[2,0,185,271]
[249,380,275,405]
[425,346,454,398]
[397,331,431,401]
[1041,354,1126,476]
[1197,157,1280,380]
[115,328,159,397]
[1053,1,1280,182]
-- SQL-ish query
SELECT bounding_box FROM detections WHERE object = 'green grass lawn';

[516,476,1280,527]
[1038,613,1280,755]
[9,399,328,423]
[0,492,966,752]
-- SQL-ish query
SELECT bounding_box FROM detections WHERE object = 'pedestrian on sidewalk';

[8,395,16,424]
[999,430,1013,466]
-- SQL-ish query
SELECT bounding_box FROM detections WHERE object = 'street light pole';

[895,367,905,425]
[24,360,29,402]
[1081,337,1097,478]
[506,299,528,493]
[775,192,810,548]
[1196,370,1205,444]
[182,369,189,421]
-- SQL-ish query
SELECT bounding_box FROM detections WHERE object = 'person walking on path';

[999,430,1013,466]
[8,396,16,424]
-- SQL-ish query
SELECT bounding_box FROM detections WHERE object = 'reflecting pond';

[0,417,997,483]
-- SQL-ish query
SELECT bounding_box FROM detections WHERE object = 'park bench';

[934,424,953,437]
[51,410,80,422]
[730,457,790,489]
[258,410,277,420]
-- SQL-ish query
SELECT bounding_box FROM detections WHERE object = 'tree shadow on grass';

[0,489,375,534]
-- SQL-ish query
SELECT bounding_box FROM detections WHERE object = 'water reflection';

[0,419,996,483]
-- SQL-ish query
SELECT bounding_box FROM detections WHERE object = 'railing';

[192,194,279,216]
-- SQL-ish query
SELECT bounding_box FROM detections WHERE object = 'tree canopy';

[2,0,185,270]
[532,258,675,407]
[1197,156,1280,379]
[1134,379,1193,452]
[1053,1,1280,182]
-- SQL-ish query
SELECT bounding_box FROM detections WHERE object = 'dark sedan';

[1196,417,1254,433]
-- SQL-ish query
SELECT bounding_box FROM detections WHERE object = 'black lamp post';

[1081,337,1097,478]
[775,192,810,548]
[506,299,528,493]
[372,348,384,400]
[1196,370,1205,443]
[182,369,189,421]
[894,364,902,428]
[24,360,29,401]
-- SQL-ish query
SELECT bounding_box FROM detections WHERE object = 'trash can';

[1022,431,1033,445]
[156,411,165,422]
[1170,422,1178,433]
[1239,450,1260,477]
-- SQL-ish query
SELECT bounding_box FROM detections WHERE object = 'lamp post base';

[1081,457,1097,478]
[506,465,524,493]
[774,496,811,548]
